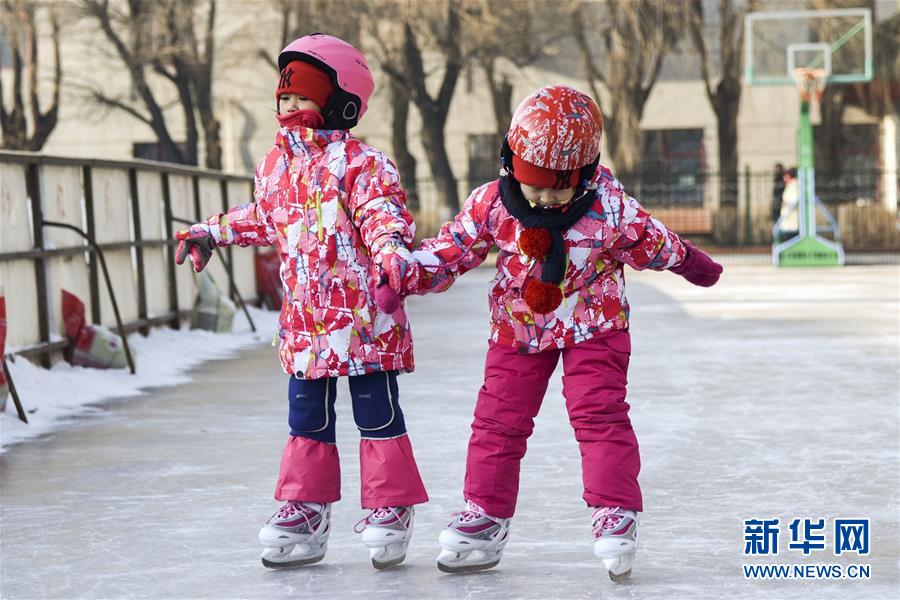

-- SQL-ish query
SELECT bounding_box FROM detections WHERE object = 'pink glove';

[175,224,216,272]
[669,240,722,287]
[374,242,413,313]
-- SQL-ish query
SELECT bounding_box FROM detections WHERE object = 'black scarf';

[499,176,595,284]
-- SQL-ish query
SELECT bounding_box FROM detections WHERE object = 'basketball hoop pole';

[797,92,815,240]
[745,7,871,267]
[772,69,844,267]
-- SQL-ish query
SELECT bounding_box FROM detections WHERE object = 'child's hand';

[374,242,413,313]
[377,242,413,293]
[669,240,722,287]
[175,224,216,272]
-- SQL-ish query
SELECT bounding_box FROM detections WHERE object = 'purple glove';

[669,240,722,287]
[175,224,216,272]
[374,242,413,313]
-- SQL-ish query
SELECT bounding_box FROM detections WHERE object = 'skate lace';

[591,506,624,536]
[353,506,403,534]
[450,501,490,525]
[274,501,323,543]
[276,501,307,519]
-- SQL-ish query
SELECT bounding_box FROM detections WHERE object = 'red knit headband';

[276,60,334,110]
[511,154,580,189]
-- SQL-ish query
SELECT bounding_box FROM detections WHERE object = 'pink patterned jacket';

[408,167,688,353]
[205,126,416,378]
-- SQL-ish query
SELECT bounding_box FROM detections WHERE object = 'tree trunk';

[715,78,741,205]
[202,115,222,170]
[604,95,643,191]
[482,58,513,150]
[388,78,419,211]
[1,0,60,151]
[815,86,847,202]
[420,112,459,215]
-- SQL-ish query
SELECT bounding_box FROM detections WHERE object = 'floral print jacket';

[407,167,687,353]
[206,126,416,378]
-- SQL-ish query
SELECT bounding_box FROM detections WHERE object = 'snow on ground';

[1,262,898,600]
[1,307,280,452]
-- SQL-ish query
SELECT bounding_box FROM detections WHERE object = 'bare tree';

[571,0,682,190]
[850,7,900,119]
[0,0,61,150]
[461,0,568,149]
[77,0,222,169]
[387,75,419,211]
[258,0,361,71]
[367,1,464,214]
[690,0,755,205]
[156,0,222,169]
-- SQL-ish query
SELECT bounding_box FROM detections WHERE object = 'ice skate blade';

[372,553,407,570]
[261,553,325,569]
[609,567,632,582]
[260,544,326,569]
[437,558,501,574]
[368,542,409,570]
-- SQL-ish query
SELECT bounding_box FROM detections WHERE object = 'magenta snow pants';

[464,331,642,518]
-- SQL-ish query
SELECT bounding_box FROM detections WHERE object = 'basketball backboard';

[745,8,872,86]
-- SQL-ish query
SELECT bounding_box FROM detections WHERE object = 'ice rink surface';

[2,263,898,599]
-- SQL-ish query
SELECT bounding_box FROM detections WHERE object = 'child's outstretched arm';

[404,184,496,296]
[601,176,721,286]
[175,161,277,272]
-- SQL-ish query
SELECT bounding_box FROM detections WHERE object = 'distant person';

[377,85,723,581]
[174,34,427,570]
[779,167,800,236]
[771,163,785,223]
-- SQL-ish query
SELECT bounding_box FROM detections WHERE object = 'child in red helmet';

[174,34,426,570]
[379,85,722,579]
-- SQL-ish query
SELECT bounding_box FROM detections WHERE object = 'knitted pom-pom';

[518,227,551,259]
[524,279,563,313]
[374,283,401,314]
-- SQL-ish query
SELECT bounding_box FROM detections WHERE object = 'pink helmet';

[278,34,374,129]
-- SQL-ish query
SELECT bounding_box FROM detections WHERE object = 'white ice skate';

[591,506,638,582]
[354,506,414,569]
[436,501,510,573]
[258,501,331,568]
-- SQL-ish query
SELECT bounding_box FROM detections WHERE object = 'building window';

[639,128,706,205]
[133,141,192,165]
[467,133,500,189]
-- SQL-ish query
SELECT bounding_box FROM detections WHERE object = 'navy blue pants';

[288,371,407,442]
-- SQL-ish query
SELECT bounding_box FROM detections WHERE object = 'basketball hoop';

[793,67,828,103]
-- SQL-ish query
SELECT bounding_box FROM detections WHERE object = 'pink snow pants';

[274,435,428,509]
[464,330,642,518]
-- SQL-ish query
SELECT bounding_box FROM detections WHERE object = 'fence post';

[192,176,202,221]
[26,163,51,368]
[743,165,752,246]
[220,179,236,302]
[161,173,180,329]
[129,169,148,332]
[83,165,101,325]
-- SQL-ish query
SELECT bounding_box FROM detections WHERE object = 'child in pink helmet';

[175,34,426,570]
[381,85,722,580]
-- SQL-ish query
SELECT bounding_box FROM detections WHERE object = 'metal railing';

[0,150,258,370]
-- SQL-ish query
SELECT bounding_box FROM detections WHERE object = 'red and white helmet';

[278,34,374,129]
[506,85,603,171]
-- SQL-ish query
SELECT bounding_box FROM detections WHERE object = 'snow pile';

[0,307,279,452]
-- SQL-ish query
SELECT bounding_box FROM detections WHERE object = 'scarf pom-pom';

[518,227,551,259]
[524,279,563,313]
